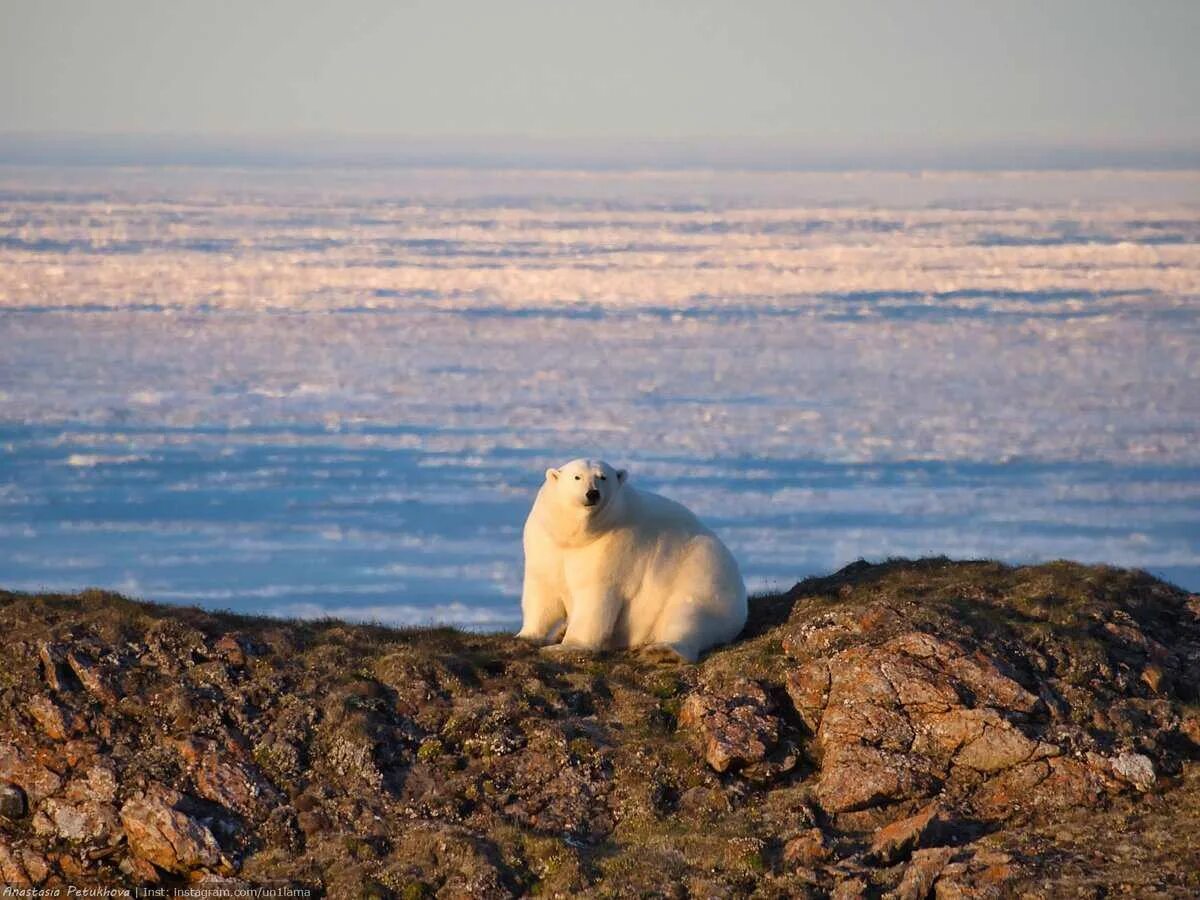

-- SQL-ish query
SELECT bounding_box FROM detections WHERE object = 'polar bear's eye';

[574,475,581,480]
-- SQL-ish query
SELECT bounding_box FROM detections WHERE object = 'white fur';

[516,458,748,662]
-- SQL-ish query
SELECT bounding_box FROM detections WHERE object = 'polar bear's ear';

[545,467,559,482]
[616,469,628,483]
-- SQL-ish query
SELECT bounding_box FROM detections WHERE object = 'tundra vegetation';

[2,558,1199,897]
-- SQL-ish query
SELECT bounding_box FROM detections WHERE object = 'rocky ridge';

[2,558,1199,897]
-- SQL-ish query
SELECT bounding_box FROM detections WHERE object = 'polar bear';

[516,458,747,662]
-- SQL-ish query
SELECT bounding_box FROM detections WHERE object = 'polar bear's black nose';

[585,488,600,504]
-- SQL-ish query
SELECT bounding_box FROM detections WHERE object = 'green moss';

[397,882,432,900]
[645,671,683,699]
[343,836,377,861]
[568,737,595,760]
[416,738,443,762]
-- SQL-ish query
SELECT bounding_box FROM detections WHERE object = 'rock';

[0,840,29,886]
[26,694,83,741]
[38,641,69,692]
[791,631,1062,813]
[815,743,934,814]
[18,847,50,885]
[66,649,120,705]
[1110,752,1155,791]
[1140,664,1166,693]
[919,708,1056,774]
[931,848,1018,898]
[33,797,118,843]
[170,736,282,818]
[677,786,732,820]
[0,838,44,886]
[195,752,281,818]
[120,854,162,884]
[214,633,248,668]
[869,802,947,866]
[0,782,28,819]
[0,559,1198,894]
[0,743,64,804]
[119,789,226,874]
[67,764,118,804]
[890,846,955,900]
[678,678,779,773]
[785,660,831,732]
[782,828,832,867]
[977,754,1111,821]
[1182,713,1200,747]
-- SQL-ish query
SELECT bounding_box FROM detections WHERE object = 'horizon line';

[2,132,1199,172]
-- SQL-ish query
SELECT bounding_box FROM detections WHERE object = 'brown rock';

[785,659,830,732]
[66,649,120,705]
[33,796,119,843]
[931,849,1017,898]
[27,693,84,741]
[1140,664,1166,693]
[66,764,119,804]
[791,629,1073,815]
[676,786,732,820]
[782,609,867,656]
[0,838,49,886]
[0,743,64,804]
[890,633,1039,714]
[119,789,225,874]
[920,709,1054,773]
[783,828,832,867]
[57,850,86,879]
[38,641,69,692]
[1110,752,1155,791]
[815,743,934,813]
[121,854,162,885]
[17,847,50,885]
[1181,712,1200,747]
[0,838,32,886]
[891,846,955,900]
[195,752,281,818]
[214,633,248,668]
[171,736,282,818]
[678,678,779,773]
[869,802,945,865]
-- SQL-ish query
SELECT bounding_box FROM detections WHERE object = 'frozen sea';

[1,166,1198,630]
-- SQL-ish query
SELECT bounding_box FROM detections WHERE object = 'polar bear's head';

[545,458,627,513]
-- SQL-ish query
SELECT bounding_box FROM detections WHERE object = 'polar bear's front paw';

[516,620,567,646]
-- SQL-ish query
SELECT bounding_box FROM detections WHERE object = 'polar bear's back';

[623,485,708,535]
[614,486,746,643]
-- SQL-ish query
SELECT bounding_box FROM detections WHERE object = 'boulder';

[119,788,225,874]
[678,678,779,773]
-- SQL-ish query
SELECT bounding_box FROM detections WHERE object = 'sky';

[0,0,1197,166]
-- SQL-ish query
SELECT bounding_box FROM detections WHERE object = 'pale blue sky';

[0,0,1197,164]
